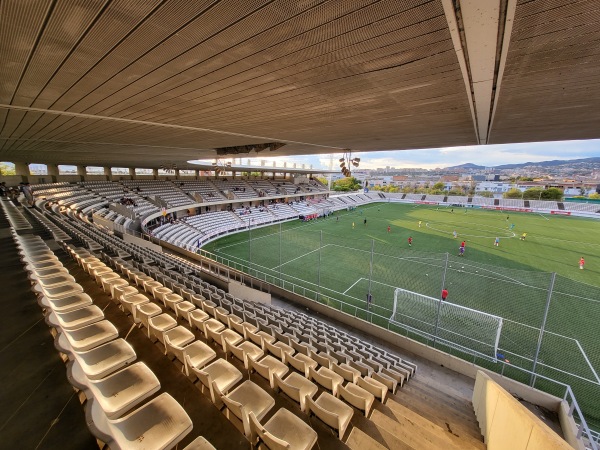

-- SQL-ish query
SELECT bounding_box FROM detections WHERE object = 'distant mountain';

[447,157,600,171]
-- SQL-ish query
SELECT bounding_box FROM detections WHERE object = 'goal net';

[390,287,503,361]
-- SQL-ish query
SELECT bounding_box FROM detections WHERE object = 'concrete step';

[369,408,466,450]
[385,398,485,450]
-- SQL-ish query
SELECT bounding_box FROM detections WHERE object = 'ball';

[461,266,464,269]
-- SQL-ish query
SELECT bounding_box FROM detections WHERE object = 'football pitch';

[203,202,600,426]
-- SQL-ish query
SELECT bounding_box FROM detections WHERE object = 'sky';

[228,138,600,171]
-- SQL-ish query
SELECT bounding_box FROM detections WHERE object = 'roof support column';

[174,168,180,179]
[47,164,59,183]
[103,167,112,181]
[14,162,30,177]
[128,167,135,179]
[152,168,158,180]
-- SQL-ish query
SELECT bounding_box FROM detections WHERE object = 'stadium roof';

[1,0,598,169]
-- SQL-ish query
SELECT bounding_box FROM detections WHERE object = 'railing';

[185,246,598,449]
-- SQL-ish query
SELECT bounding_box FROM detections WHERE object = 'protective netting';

[391,288,503,360]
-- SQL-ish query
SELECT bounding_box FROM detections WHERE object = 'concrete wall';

[558,402,586,450]
[228,281,271,305]
[473,371,574,450]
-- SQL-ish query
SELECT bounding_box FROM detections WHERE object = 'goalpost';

[390,287,503,361]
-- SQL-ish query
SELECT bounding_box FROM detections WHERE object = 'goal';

[390,287,503,361]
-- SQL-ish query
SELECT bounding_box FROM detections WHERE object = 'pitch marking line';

[270,244,331,270]
[343,278,365,294]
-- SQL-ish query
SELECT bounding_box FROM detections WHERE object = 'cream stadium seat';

[58,320,118,352]
[284,352,318,378]
[248,409,317,450]
[337,383,375,417]
[183,341,217,377]
[306,391,353,439]
[89,392,192,450]
[40,292,93,313]
[134,302,162,330]
[216,380,275,438]
[193,359,242,403]
[163,327,195,361]
[308,366,344,396]
[357,376,388,403]
[48,305,104,331]
[273,372,318,412]
[120,293,150,318]
[224,340,264,370]
[249,355,289,389]
[71,339,136,380]
[148,313,177,343]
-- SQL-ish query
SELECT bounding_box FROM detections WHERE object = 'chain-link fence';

[210,225,600,432]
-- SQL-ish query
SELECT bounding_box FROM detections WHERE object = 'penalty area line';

[343,278,365,294]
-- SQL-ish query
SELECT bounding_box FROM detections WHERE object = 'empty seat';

[216,380,275,438]
[372,371,398,394]
[273,372,318,412]
[284,352,318,378]
[189,308,210,329]
[148,313,177,343]
[58,320,118,352]
[337,383,375,417]
[225,340,264,369]
[72,361,160,419]
[175,301,195,322]
[89,392,192,450]
[49,305,104,331]
[308,366,344,396]
[249,356,289,389]
[306,392,353,439]
[263,339,294,362]
[183,341,217,376]
[357,377,387,403]
[193,359,242,404]
[41,292,93,313]
[332,362,361,384]
[71,339,136,380]
[249,408,317,450]
[182,436,216,450]
[120,293,150,318]
[134,302,162,330]
[163,326,195,360]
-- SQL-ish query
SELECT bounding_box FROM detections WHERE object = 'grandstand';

[2,1,600,449]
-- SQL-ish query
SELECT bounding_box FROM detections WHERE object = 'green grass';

[204,202,600,427]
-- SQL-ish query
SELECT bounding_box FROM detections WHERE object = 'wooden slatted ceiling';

[489,0,600,144]
[0,0,476,167]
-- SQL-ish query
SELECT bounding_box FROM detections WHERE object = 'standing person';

[418,220,422,228]
[352,222,355,229]
[453,230,457,239]
[494,237,500,247]
[520,232,527,241]
[0,182,6,197]
[366,292,372,307]
[22,182,34,207]
[459,245,465,256]
[387,225,391,233]
[336,216,339,222]
[441,288,448,301]
[579,257,585,270]
[364,218,367,226]
[509,223,515,230]
[408,236,412,247]
[506,215,509,221]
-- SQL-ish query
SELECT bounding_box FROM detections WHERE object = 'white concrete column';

[46,164,59,177]
[174,168,180,179]
[103,167,112,181]
[128,167,135,179]
[76,165,86,176]
[153,168,159,179]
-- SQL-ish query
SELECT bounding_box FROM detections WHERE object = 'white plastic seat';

[60,320,118,352]
[337,382,375,417]
[36,273,76,289]
[216,380,275,438]
[202,318,225,338]
[284,352,318,378]
[250,355,289,389]
[206,327,242,350]
[193,359,242,403]
[189,308,210,329]
[332,362,361,384]
[163,293,183,312]
[74,361,160,419]
[381,367,406,388]
[263,339,295,361]
[175,301,195,322]
[135,302,162,330]
[357,376,387,402]
[120,293,149,318]
[308,366,344,396]
[71,339,136,380]
[273,372,318,412]
[163,326,195,360]
[35,281,84,299]
[306,391,353,439]
[89,392,192,450]
[113,284,137,302]
[148,313,177,343]
[101,276,128,294]
[311,351,335,369]
[372,371,398,394]
[225,340,264,369]
[183,341,216,376]
[42,292,93,313]
[96,271,119,287]
[51,305,104,331]
[249,408,317,450]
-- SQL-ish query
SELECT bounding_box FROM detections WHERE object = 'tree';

[0,162,16,175]
[503,188,523,199]
[541,187,563,200]
[522,188,544,200]
[432,182,445,191]
[332,177,362,192]
[589,193,600,199]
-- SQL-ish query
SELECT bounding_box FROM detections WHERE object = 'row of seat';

[64,241,321,450]
[14,231,198,450]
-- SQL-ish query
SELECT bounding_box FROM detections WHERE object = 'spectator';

[441,288,448,301]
